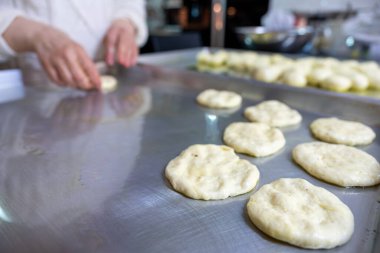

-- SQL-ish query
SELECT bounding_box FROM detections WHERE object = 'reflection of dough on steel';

[0,205,12,222]
[201,106,240,117]
[205,113,219,143]
[101,87,152,123]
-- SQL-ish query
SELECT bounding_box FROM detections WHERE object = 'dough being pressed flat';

[310,117,376,146]
[223,122,285,157]
[292,142,380,187]
[244,100,302,127]
[100,75,118,93]
[165,144,260,200]
[247,178,354,249]
[196,89,242,109]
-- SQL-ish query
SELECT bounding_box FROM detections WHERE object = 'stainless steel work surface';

[0,64,379,253]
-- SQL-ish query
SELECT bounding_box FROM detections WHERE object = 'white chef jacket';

[0,0,148,62]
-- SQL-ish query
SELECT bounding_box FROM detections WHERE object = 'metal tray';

[0,61,379,253]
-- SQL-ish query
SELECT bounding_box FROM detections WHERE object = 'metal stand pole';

[211,0,226,48]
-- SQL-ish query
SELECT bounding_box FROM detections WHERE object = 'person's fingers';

[39,56,63,85]
[63,47,92,90]
[125,41,134,67]
[118,32,138,68]
[104,27,119,66]
[124,42,137,68]
[44,62,62,85]
[131,44,138,66]
[116,31,128,67]
[78,49,101,90]
[46,65,63,85]
[53,59,75,87]
[70,62,91,90]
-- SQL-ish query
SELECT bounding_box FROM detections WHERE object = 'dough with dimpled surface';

[244,100,302,127]
[223,122,285,157]
[292,142,380,187]
[165,144,260,200]
[247,178,354,249]
[196,89,242,109]
[310,117,376,146]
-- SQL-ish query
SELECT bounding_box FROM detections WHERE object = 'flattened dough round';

[100,75,118,93]
[247,178,354,249]
[244,100,302,127]
[223,122,285,157]
[310,117,376,146]
[196,89,242,109]
[293,142,380,187]
[165,144,260,200]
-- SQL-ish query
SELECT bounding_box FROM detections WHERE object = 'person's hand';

[33,26,101,90]
[103,18,138,68]
[4,17,101,90]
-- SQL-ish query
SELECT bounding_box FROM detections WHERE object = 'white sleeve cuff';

[0,9,24,61]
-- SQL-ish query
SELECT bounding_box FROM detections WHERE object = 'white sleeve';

[113,0,148,47]
[0,8,24,62]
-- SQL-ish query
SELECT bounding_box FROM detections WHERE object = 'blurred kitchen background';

[143,0,380,60]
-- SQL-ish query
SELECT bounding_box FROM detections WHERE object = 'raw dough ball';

[347,72,369,91]
[358,61,379,72]
[223,122,285,157]
[280,69,308,87]
[307,68,332,86]
[341,59,360,69]
[334,67,369,91]
[226,52,245,72]
[253,65,284,82]
[196,50,228,73]
[292,142,380,187]
[247,178,354,249]
[245,54,270,70]
[320,74,352,92]
[292,60,313,75]
[314,57,340,68]
[100,75,118,93]
[208,50,228,67]
[196,89,242,109]
[244,100,302,127]
[165,144,260,200]
[360,68,380,90]
[310,117,376,146]
[196,49,211,65]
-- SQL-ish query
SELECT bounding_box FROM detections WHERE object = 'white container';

[0,69,24,104]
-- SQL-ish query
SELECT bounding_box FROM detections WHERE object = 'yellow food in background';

[196,50,380,93]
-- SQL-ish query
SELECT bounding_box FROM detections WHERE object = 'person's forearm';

[3,16,100,90]
[2,16,47,53]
